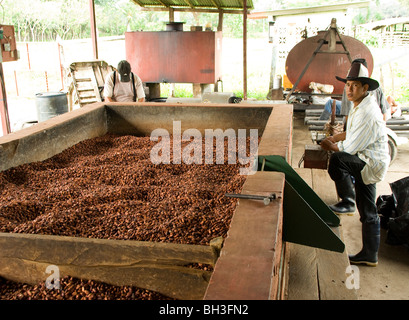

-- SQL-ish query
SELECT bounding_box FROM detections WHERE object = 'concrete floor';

[291,111,409,300]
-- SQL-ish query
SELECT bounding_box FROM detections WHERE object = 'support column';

[243,0,247,100]
[89,0,98,60]
[169,7,174,22]
[217,10,223,32]
[0,63,11,135]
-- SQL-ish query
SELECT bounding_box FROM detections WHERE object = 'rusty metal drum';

[285,32,374,94]
[35,92,68,122]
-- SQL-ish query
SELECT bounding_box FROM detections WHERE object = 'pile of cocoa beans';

[0,134,249,244]
[0,276,174,300]
[0,133,253,300]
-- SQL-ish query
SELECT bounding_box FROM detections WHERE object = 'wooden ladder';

[68,61,114,108]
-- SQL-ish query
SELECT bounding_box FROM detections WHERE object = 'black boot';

[349,222,380,267]
[329,176,356,215]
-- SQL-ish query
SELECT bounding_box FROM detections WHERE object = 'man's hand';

[320,137,340,152]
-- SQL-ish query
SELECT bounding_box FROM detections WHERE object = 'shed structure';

[88,0,254,100]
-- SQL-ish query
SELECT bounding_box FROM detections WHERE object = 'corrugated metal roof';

[131,0,254,11]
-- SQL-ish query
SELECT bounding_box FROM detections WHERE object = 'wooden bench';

[286,168,358,300]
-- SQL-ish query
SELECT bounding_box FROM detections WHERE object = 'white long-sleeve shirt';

[337,94,390,185]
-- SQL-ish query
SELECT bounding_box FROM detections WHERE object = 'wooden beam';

[182,0,194,9]
[217,10,224,31]
[169,7,174,22]
[157,0,169,7]
[243,0,247,100]
[0,232,223,300]
[209,0,221,10]
[131,0,145,7]
[88,0,98,60]
[138,7,247,14]
[0,63,11,135]
[248,1,370,19]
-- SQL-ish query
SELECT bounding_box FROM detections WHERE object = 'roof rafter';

[130,0,253,11]
[182,0,194,9]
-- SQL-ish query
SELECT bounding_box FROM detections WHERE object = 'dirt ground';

[291,111,409,300]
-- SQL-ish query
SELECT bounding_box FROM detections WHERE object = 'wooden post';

[0,232,223,300]
[243,0,247,100]
[169,7,174,22]
[0,63,11,135]
[89,0,98,60]
[217,10,223,32]
[58,43,64,90]
[14,70,19,96]
[331,99,336,125]
[26,43,31,70]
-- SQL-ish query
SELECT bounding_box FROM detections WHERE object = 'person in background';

[319,98,342,120]
[104,60,145,103]
[320,61,390,267]
[387,95,402,118]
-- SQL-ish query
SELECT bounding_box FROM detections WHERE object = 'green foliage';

[4,0,409,102]
[4,0,409,43]
[161,84,194,98]
[2,0,268,41]
[397,86,409,104]
[2,0,89,41]
[355,33,379,47]
[394,68,409,104]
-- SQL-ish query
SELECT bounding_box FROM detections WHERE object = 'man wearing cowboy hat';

[319,58,391,121]
[320,61,390,266]
[340,59,391,121]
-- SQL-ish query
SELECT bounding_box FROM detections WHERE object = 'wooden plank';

[0,232,221,266]
[1,257,210,300]
[288,168,320,300]
[311,170,357,299]
[287,243,320,300]
[88,68,102,102]
[204,171,285,300]
[289,168,358,300]
[316,245,358,300]
[0,232,222,300]
[258,104,293,162]
[71,64,105,106]
[311,168,339,204]
[0,103,107,172]
[278,242,291,300]
[93,65,105,87]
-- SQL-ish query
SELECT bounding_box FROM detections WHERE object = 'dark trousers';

[328,152,379,224]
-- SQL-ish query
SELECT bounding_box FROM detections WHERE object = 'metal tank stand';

[286,18,353,102]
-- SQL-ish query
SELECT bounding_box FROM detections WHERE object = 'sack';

[391,176,409,217]
[376,194,397,229]
[378,176,409,246]
[309,82,333,105]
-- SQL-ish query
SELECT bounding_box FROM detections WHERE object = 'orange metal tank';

[285,31,374,95]
[125,31,222,84]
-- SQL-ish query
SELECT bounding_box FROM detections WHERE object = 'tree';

[2,0,89,41]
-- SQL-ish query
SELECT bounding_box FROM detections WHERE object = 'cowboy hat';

[336,61,379,91]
